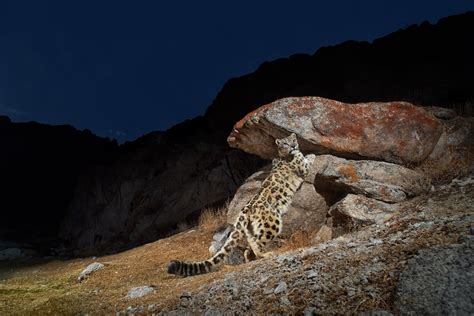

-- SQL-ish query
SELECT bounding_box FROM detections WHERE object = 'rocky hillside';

[58,11,474,255]
[0,132,472,314]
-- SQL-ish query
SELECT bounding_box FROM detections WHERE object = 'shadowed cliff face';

[0,116,118,249]
[2,12,473,255]
[59,126,262,255]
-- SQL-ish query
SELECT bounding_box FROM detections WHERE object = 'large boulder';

[227,97,443,165]
[226,164,328,238]
[314,155,429,203]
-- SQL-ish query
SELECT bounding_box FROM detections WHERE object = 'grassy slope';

[0,228,240,314]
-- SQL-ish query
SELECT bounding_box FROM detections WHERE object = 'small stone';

[458,235,474,243]
[369,238,383,246]
[263,287,274,295]
[243,297,252,309]
[307,270,318,279]
[346,287,356,297]
[356,275,369,285]
[126,285,155,299]
[313,225,333,244]
[425,106,456,119]
[180,292,192,307]
[413,221,434,229]
[78,262,105,282]
[358,310,394,316]
[280,295,291,306]
[0,248,24,261]
[224,278,239,298]
[304,306,318,316]
[274,281,288,294]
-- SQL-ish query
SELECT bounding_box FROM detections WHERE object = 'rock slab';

[228,96,442,164]
[314,155,429,203]
[330,194,398,229]
[395,239,474,315]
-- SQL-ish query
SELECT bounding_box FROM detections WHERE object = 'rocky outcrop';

[313,155,429,203]
[226,164,328,238]
[228,97,442,164]
[226,92,472,233]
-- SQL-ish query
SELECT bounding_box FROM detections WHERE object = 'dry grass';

[198,204,229,233]
[176,221,190,233]
[0,227,241,315]
[0,202,234,315]
[279,228,320,252]
[417,144,473,185]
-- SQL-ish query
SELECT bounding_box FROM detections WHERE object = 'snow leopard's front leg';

[290,151,315,177]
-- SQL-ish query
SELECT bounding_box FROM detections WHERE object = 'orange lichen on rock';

[228,96,443,164]
[337,164,359,182]
[311,101,368,139]
[386,102,441,128]
[286,97,319,115]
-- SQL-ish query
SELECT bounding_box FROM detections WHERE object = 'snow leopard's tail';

[167,227,242,277]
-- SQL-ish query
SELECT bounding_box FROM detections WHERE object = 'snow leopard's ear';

[289,133,296,140]
[275,138,281,146]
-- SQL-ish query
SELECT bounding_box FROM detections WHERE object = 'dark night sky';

[1,1,473,142]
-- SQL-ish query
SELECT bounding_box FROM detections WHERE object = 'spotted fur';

[167,133,314,277]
